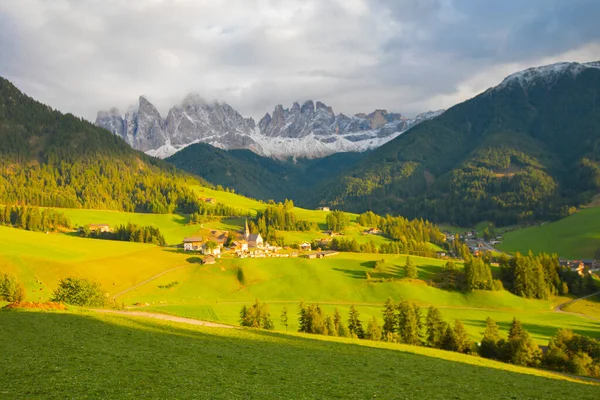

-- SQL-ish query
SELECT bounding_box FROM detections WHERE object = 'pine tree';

[453,319,472,353]
[397,300,420,345]
[441,323,458,351]
[347,305,365,339]
[404,256,418,279]
[366,316,382,341]
[508,317,526,340]
[425,306,446,348]
[479,317,502,359]
[381,298,396,337]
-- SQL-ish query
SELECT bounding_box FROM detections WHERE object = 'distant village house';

[183,236,204,252]
[299,242,312,251]
[316,206,330,212]
[89,223,111,233]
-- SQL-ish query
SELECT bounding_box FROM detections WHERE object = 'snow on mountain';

[95,96,443,159]
[496,61,600,90]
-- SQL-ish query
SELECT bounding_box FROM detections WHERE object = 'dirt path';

[554,291,600,321]
[111,264,189,300]
[94,309,235,329]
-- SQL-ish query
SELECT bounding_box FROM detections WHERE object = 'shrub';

[51,277,107,307]
[0,273,25,302]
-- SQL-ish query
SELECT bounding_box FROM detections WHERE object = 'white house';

[299,242,312,251]
[183,236,204,251]
[201,243,221,256]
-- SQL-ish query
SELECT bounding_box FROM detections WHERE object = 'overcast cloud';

[0,0,599,121]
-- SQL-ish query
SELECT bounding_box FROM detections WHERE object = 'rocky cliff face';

[96,96,443,159]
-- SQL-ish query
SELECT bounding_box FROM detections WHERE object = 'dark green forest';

[166,143,363,203]
[0,77,207,214]
[309,67,600,226]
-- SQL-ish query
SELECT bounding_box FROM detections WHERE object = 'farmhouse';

[365,227,381,235]
[202,255,216,265]
[436,251,447,258]
[183,236,204,251]
[199,197,216,204]
[89,223,111,233]
[317,206,330,212]
[233,240,249,252]
[299,242,312,251]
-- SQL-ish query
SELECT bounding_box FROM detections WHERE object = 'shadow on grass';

[1,310,597,399]
[332,268,367,280]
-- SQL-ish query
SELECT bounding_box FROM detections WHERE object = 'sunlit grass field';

[498,207,600,258]
[0,308,597,399]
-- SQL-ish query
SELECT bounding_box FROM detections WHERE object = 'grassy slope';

[563,294,600,320]
[2,225,598,344]
[0,309,597,399]
[0,226,191,300]
[58,208,203,246]
[498,208,600,258]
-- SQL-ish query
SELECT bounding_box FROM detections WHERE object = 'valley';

[2,56,600,397]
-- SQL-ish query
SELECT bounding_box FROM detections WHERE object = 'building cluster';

[559,259,600,276]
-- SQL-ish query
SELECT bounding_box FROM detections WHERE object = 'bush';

[0,273,25,302]
[50,277,107,307]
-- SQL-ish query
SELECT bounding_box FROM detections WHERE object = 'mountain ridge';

[95,96,443,159]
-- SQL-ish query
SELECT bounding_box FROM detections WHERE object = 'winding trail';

[111,264,189,300]
[94,309,235,329]
[554,291,600,321]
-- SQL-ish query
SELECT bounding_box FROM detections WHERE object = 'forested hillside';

[309,62,600,226]
[167,143,363,202]
[0,77,206,213]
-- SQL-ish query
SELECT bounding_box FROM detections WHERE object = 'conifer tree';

[366,316,382,341]
[441,324,458,351]
[479,317,502,359]
[397,300,421,345]
[347,305,365,339]
[404,256,418,279]
[425,306,446,348]
[453,319,472,353]
[381,298,396,337]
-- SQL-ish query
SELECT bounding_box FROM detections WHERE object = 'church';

[244,220,263,248]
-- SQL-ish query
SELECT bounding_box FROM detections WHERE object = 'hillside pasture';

[498,207,600,258]
[0,309,597,399]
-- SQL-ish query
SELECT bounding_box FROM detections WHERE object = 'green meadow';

[498,207,600,258]
[0,308,597,399]
[2,224,598,345]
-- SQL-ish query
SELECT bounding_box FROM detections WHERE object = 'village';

[181,220,341,265]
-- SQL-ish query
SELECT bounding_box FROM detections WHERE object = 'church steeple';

[245,219,250,240]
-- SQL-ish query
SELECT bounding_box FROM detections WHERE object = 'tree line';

[0,205,71,232]
[239,299,600,378]
[79,223,166,246]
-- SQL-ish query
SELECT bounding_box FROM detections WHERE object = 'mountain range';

[168,61,600,226]
[95,96,443,159]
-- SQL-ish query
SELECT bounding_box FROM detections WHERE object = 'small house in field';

[202,255,216,265]
[317,206,330,212]
[303,253,318,259]
[299,242,312,251]
[183,236,204,251]
[436,251,447,258]
[365,227,381,235]
[199,197,216,204]
[89,223,111,233]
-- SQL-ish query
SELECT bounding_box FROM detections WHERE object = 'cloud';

[0,0,598,121]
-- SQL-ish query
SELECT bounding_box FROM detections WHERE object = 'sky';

[1,0,599,122]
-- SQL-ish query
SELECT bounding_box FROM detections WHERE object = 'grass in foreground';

[0,308,597,399]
